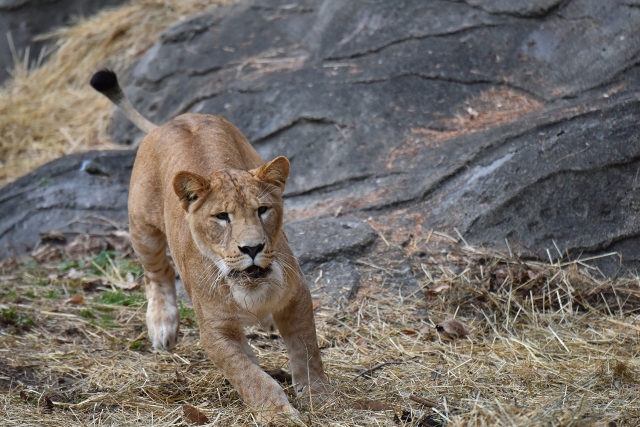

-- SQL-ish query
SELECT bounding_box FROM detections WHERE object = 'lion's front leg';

[273,285,331,401]
[200,323,299,423]
[145,273,179,351]
[130,222,180,351]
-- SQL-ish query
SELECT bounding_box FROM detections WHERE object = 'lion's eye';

[257,206,269,216]
[215,212,230,221]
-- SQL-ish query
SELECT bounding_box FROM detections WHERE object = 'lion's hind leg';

[130,222,179,351]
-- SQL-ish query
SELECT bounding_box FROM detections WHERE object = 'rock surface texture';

[2,0,640,293]
[0,0,128,83]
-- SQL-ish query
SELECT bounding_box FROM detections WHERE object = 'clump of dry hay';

[0,0,236,187]
[1,234,638,426]
[386,87,543,169]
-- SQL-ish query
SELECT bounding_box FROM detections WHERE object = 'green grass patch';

[88,251,142,280]
[118,258,143,279]
[1,306,35,331]
[179,300,195,319]
[79,309,94,319]
[2,290,19,302]
[57,259,87,271]
[129,340,144,350]
[38,177,53,186]
[95,290,145,307]
[44,289,64,299]
[179,300,197,327]
[21,259,41,274]
[90,250,119,275]
[99,314,119,328]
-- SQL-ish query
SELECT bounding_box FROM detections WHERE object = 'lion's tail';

[90,70,158,134]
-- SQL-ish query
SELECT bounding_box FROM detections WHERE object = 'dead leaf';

[183,405,209,425]
[65,295,84,305]
[175,369,187,384]
[39,231,66,244]
[394,409,443,426]
[424,282,450,297]
[355,338,369,353]
[109,280,139,290]
[40,392,54,413]
[436,318,469,340]
[312,300,321,310]
[432,283,450,293]
[431,282,450,293]
[401,329,417,336]
[109,280,140,291]
[82,279,103,291]
[407,394,441,409]
[354,399,393,411]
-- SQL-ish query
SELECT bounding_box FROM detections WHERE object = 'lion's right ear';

[249,156,290,191]
[173,171,211,211]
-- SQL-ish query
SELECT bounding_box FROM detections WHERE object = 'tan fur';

[124,113,330,421]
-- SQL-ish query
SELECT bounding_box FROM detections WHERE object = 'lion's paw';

[257,403,302,426]
[146,298,179,351]
[294,380,333,412]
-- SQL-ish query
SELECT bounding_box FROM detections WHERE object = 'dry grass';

[386,88,543,169]
[1,234,638,426]
[0,0,237,187]
[0,2,638,426]
[439,87,542,133]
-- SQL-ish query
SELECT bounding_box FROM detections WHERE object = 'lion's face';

[187,169,285,280]
[172,157,291,312]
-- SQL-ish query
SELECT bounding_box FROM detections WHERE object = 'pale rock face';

[2,0,640,289]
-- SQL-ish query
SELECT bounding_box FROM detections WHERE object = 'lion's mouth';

[230,265,271,280]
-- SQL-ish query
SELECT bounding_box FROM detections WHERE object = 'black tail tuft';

[90,69,118,93]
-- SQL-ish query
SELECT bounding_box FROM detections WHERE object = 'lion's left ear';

[173,171,211,211]
[250,156,290,190]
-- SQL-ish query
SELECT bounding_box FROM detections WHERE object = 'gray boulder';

[1,0,640,293]
[0,0,128,83]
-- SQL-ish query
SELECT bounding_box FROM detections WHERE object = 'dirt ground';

[1,231,638,426]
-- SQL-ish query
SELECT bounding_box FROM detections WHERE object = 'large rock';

[0,150,132,256]
[0,0,128,84]
[2,0,640,284]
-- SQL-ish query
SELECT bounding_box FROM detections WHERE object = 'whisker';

[210,270,225,294]
[194,253,230,295]
[273,250,303,275]
[201,262,215,279]
[275,257,303,283]
[197,263,216,286]
[273,249,299,260]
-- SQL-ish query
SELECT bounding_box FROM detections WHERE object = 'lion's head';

[172,156,292,313]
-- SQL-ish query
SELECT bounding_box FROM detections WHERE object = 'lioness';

[90,70,330,421]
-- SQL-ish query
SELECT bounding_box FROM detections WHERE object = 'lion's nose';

[239,244,265,259]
